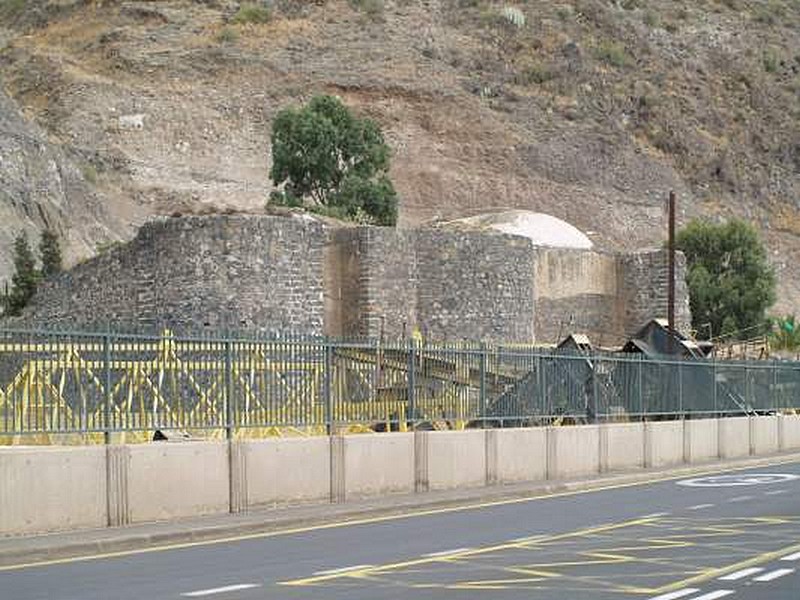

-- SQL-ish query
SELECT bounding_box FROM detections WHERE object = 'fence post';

[542,354,549,417]
[638,354,644,419]
[103,332,112,445]
[324,339,333,435]
[678,358,684,417]
[712,357,718,415]
[590,352,598,424]
[225,338,233,440]
[772,359,778,412]
[479,343,487,426]
[408,340,416,429]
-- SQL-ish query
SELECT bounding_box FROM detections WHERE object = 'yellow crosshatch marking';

[279,516,800,594]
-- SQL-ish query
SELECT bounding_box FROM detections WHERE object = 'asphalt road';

[3,461,800,600]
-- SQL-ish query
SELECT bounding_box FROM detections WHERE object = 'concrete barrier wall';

[240,437,330,507]
[0,446,107,535]
[780,415,800,451]
[751,416,780,456]
[602,423,644,472]
[548,425,600,479]
[418,430,486,491]
[684,419,719,463]
[488,428,547,484]
[126,442,230,523]
[342,433,415,499]
[645,421,685,468]
[718,416,750,459]
[8,415,800,536]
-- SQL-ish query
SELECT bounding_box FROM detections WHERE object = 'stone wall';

[350,228,535,342]
[322,227,535,342]
[15,215,690,344]
[20,215,326,333]
[357,228,419,338]
[323,228,364,337]
[532,249,621,346]
[531,247,690,346]
[621,250,691,338]
[416,230,535,342]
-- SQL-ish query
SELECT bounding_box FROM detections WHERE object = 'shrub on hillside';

[595,40,630,68]
[348,0,384,20]
[232,3,271,24]
[216,26,239,44]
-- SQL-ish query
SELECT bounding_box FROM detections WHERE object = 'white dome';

[449,210,593,249]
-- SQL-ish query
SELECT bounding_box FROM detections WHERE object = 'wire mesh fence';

[1,327,800,440]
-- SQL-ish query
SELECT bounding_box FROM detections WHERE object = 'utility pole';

[667,190,676,333]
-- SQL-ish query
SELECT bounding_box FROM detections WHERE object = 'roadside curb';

[2,451,800,569]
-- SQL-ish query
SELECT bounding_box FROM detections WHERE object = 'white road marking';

[752,568,795,582]
[313,564,373,576]
[765,489,788,495]
[718,567,764,580]
[687,504,715,511]
[781,551,800,561]
[641,512,670,519]
[728,495,754,503]
[678,473,799,487]
[181,584,261,597]
[423,547,472,557]
[691,592,735,600]
[647,589,700,600]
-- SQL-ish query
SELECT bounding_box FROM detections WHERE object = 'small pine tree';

[5,232,39,316]
[39,229,63,278]
[770,315,800,351]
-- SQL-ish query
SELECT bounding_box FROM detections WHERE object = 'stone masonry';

[16,215,691,345]
[326,228,535,342]
[621,250,692,338]
[20,215,326,333]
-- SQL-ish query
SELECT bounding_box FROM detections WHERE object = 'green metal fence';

[1,327,799,441]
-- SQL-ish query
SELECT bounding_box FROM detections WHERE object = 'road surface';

[2,461,800,600]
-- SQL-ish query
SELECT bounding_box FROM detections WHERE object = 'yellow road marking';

[646,539,800,594]
[592,539,694,552]
[446,578,550,590]
[1,456,799,572]
[278,517,660,586]
[280,515,800,592]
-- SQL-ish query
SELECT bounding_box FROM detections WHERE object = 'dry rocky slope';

[0,0,798,313]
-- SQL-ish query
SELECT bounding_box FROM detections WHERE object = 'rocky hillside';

[0,0,798,313]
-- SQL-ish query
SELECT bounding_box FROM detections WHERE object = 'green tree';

[39,229,62,278]
[269,94,398,225]
[676,219,775,340]
[4,232,39,317]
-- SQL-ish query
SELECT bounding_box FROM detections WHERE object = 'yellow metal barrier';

[0,330,483,444]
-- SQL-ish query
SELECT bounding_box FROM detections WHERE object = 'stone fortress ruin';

[18,212,691,346]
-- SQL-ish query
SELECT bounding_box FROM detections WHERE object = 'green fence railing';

[1,327,799,441]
